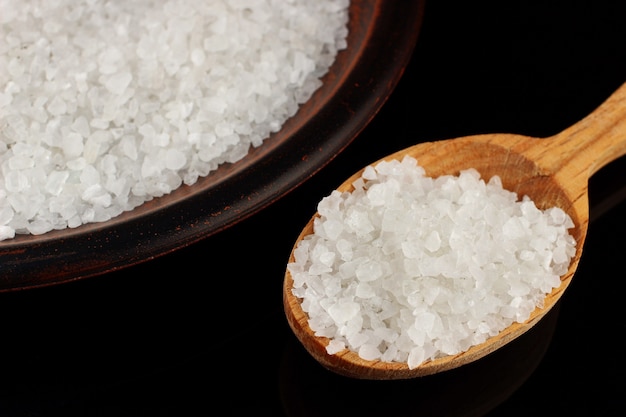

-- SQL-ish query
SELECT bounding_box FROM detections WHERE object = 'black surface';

[2,0,626,415]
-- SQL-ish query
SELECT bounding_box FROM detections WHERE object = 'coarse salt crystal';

[104,71,133,95]
[326,339,346,355]
[0,225,15,240]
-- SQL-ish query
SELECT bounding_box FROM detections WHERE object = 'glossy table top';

[2,0,626,415]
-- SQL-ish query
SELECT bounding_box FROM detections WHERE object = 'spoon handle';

[547,81,626,177]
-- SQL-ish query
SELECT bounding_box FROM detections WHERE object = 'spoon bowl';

[283,82,626,379]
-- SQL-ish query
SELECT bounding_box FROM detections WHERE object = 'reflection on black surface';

[280,305,560,417]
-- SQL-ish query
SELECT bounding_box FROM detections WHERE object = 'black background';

[2,0,626,415]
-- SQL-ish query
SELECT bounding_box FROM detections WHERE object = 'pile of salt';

[288,156,576,369]
[0,0,350,240]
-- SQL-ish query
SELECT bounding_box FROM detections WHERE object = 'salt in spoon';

[283,81,626,379]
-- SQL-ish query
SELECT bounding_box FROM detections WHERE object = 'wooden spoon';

[283,81,626,380]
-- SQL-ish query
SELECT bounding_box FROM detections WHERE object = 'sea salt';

[0,0,350,240]
[288,156,577,369]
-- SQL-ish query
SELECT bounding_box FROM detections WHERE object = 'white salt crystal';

[318,251,336,267]
[90,119,109,130]
[549,207,569,225]
[322,219,344,241]
[4,171,29,192]
[190,48,206,66]
[407,346,426,369]
[552,245,569,264]
[46,96,67,116]
[27,219,53,235]
[336,238,353,260]
[8,58,25,78]
[326,339,346,355]
[45,170,69,196]
[289,156,577,368]
[66,158,87,171]
[0,226,16,240]
[508,281,530,297]
[328,300,360,323]
[362,165,378,180]
[424,230,441,252]
[0,92,12,107]
[98,46,124,75]
[104,72,133,95]
[80,164,101,186]
[346,330,368,349]
[359,344,382,361]
[374,327,398,343]
[355,282,375,298]
[355,260,384,282]
[8,155,34,170]
[82,184,112,207]
[165,149,187,171]
[502,217,528,239]
[62,132,85,158]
